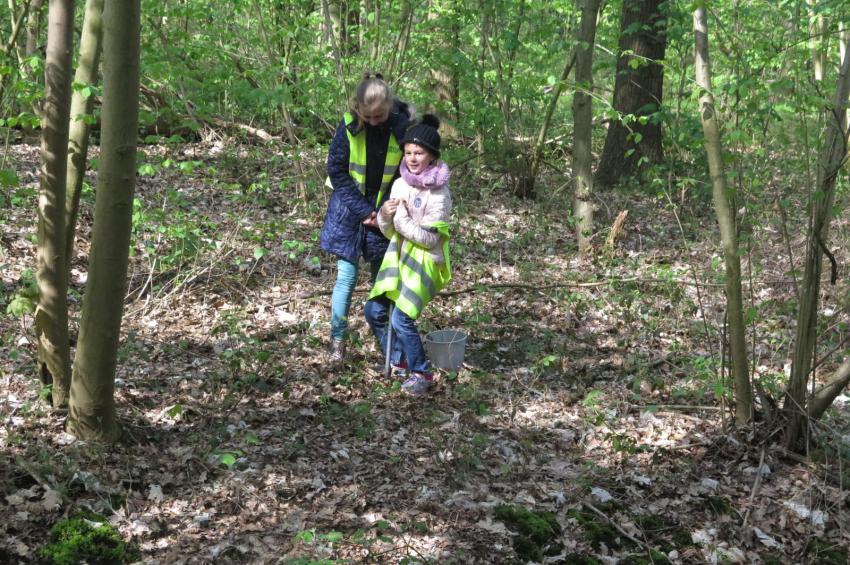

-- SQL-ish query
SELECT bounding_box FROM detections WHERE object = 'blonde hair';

[350,72,394,115]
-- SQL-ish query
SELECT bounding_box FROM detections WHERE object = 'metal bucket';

[424,329,468,370]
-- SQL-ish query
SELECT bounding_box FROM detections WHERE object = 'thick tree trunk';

[36,0,74,407]
[783,47,850,449]
[595,0,666,188]
[64,0,104,280]
[572,0,602,254]
[693,7,752,425]
[68,0,141,442]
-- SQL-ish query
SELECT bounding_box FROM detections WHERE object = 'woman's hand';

[380,198,402,218]
[362,211,378,227]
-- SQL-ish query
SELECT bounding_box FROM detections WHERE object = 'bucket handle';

[430,329,467,345]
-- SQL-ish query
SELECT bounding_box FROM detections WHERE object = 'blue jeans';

[364,296,431,374]
[330,258,381,341]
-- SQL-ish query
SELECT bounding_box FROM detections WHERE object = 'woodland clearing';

[2,139,850,564]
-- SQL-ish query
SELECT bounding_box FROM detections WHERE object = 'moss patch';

[41,513,139,565]
[567,507,626,550]
[634,512,693,552]
[495,504,562,562]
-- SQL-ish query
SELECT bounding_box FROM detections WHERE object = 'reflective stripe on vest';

[324,112,403,207]
[369,223,451,320]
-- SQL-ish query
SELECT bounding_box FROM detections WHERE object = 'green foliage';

[495,504,562,562]
[319,398,376,439]
[290,519,429,563]
[6,269,38,318]
[806,539,848,565]
[567,507,624,550]
[41,513,139,565]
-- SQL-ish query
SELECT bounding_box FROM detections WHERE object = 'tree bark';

[36,0,74,407]
[693,7,752,425]
[64,0,104,280]
[783,44,850,449]
[25,0,44,57]
[68,0,141,442]
[807,0,826,82]
[595,0,667,188]
[572,0,602,254]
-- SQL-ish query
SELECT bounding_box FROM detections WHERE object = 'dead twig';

[299,276,799,299]
[741,446,767,531]
[584,502,650,551]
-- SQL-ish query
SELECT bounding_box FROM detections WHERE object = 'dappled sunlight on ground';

[2,141,849,563]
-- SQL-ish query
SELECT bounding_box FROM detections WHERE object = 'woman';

[319,73,413,362]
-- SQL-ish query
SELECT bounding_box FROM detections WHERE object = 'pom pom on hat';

[420,113,440,129]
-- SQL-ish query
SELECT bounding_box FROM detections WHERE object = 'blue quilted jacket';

[320,102,412,264]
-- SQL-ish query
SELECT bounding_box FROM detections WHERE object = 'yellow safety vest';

[369,222,451,320]
[325,112,403,207]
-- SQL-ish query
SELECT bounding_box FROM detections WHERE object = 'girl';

[320,73,413,362]
[365,114,452,396]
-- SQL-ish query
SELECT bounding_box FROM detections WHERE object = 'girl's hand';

[381,198,400,218]
[362,211,378,227]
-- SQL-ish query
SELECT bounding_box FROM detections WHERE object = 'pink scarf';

[399,160,451,190]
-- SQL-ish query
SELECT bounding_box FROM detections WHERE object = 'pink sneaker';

[401,372,433,396]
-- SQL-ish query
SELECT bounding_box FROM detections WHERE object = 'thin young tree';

[67,0,141,441]
[595,0,667,188]
[35,0,74,407]
[783,45,850,450]
[693,5,752,425]
[572,0,602,254]
[64,0,104,279]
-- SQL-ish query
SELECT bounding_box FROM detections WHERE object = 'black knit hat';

[401,114,441,159]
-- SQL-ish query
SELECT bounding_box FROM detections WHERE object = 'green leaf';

[218,453,237,467]
[138,163,157,176]
[166,404,184,418]
[244,432,262,445]
[293,530,315,543]
[253,247,268,260]
[321,531,344,542]
[0,169,19,188]
[6,295,35,318]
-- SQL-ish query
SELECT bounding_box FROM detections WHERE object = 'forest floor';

[2,138,850,564]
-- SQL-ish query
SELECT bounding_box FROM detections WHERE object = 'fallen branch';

[584,502,650,551]
[741,446,767,531]
[299,276,800,299]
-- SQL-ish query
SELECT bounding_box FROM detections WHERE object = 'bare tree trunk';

[784,45,850,449]
[68,0,141,442]
[807,0,826,82]
[572,0,602,254]
[693,6,752,425]
[595,0,667,188]
[25,0,43,57]
[36,0,74,407]
[64,0,104,280]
